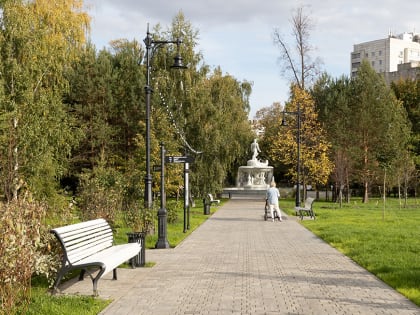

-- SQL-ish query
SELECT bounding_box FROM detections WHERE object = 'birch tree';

[0,0,89,201]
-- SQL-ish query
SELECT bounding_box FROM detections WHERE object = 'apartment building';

[351,32,420,83]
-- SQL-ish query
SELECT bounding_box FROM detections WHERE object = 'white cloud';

[84,0,420,118]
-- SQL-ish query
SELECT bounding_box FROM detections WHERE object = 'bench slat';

[61,226,112,247]
[52,218,107,234]
[66,237,114,264]
[76,243,141,275]
[56,224,110,243]
[65,232,113,250]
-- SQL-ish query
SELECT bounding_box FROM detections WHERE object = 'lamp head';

[281,118,287,126]
[171,54,187,69]
[281,111,287,126]
[171,39,187,69]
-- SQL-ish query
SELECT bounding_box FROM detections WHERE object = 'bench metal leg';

[52,269,67,294]
[113,268,117,280]
[298,209,315,220]
[91,267,106,296]
[79,269,86,281]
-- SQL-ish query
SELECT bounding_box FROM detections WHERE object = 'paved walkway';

[59,199,420,315]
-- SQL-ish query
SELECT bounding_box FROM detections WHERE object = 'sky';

[84,0,420,118]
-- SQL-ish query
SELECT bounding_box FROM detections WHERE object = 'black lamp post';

[143,24,186,210]
[281,107,301,208]
[155,142,169,248]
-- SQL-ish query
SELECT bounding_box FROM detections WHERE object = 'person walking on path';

[266,182,282,221]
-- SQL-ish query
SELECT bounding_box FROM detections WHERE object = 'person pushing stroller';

[266,182,283,222]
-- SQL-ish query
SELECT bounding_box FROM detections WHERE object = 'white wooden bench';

[207,193,220,206]
[50,218,141,295]
[295,197,316,220]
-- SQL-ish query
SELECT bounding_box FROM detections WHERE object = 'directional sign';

[165,156,194,164]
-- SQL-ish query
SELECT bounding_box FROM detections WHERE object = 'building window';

[372,61,375,67]
[379,60,382,65]
[365,53,369,58]
[371,51,375,57]
[379,50,382,56]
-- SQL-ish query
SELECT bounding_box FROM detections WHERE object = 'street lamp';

[143,24,186,210]
[281,107,301,208]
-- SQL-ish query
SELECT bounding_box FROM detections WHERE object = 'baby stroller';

[264,199,281,221]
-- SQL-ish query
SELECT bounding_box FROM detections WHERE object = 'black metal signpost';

[184,162,190,232]
[165,155,195,233]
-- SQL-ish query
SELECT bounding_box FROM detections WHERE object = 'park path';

[59,199,420,315]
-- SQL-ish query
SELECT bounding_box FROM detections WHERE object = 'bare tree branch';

[273,5,322,90]
[273,29,301,87]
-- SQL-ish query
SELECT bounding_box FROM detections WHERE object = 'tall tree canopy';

[311,73,354,203]
[391,78,420,169]
[64,12,253,204]
[312,61,411,202]
[186,69,253,195]
[0,0,90,201]
[349,61,410,202]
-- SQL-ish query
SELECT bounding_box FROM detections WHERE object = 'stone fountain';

[223,139,274,198]
[237,158,273,189]
[236,139,273,189]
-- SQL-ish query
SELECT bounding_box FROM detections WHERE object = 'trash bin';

[127,232,146,267]
[203,198,210,215]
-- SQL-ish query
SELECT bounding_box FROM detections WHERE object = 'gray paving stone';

[58,199,420,315]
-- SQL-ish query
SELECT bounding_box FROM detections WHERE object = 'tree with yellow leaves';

[269,85,333,201]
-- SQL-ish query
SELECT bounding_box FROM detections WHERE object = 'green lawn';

[281,197,420,306]
[22,277,110,315]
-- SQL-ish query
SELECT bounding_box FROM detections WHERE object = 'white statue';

[250,139,261,161]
